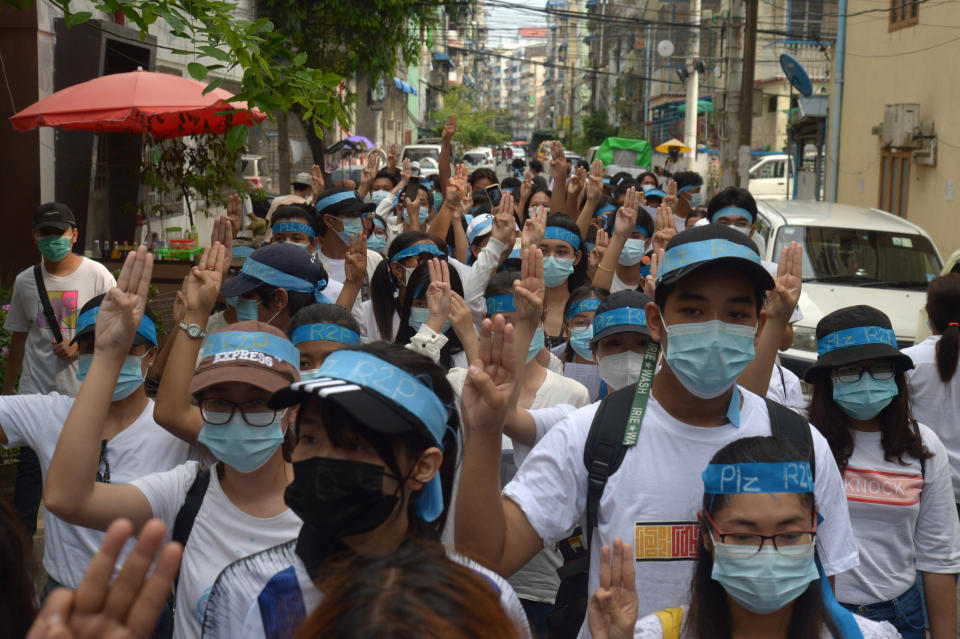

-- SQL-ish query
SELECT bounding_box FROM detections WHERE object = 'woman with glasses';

[589,436,900,638]
[44,246,302,639]
[805,305,960,639]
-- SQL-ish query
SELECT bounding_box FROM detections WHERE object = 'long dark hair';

[395,262,465,369]
[0,499,36,638]
[808,367,931,473]
[560,286,608,362]
[309,342,460,535]
[686,436,838,639]
[543,213,587,292]
[521,185,551,219]
[370,231,445,341]
[926,273,960,382]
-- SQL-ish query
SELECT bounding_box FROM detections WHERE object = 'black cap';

[590,290,653,345]
[219,242,328,298]
[314,188,365,218]
[656,224,774,291]
[803,305,913,382]
[33,202,76,231]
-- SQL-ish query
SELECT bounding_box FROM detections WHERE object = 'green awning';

[676,99,713,114]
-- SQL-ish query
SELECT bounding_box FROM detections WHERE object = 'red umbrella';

[9,69,266,138]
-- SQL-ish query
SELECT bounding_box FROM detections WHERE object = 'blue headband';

[565,298,601,323]
[290,323,362,346]
[272,221,317,238]
[595,204,617,218]
[817,326,897,357]
[592,307,647,334]
[711,206,753,224]
[468,217,493,244]
[316,190,359,213]
[645,189,666,199]
[199,330,300,368]
[77,307,157,346]
[485,294,516,314]
[316,349,449,522]
[372,216,386,230]
[702,461,814,495]
[232,245,255,259]
[543,226,582,250]
[657,238,761,282]
[390,243,446,263]
[678,184,700,193]
[239,258,330,303]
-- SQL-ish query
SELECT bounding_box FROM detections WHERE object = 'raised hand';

[344,232,368,288]
[521,206,547,250]
[497,190,516,220]
[514,245,545,328]
[587,538,638,639]
[519,170,533,204]
[589,228,610,275]
[585,160,603,203]
[311,163,324,200]
[651,200,678,253]
[445,163,469,209]
[225,194,242,236]
[399,157,412,186]
[210,215,234,278]
[550,140,566,176]
[95,247,154,357]
[612,187,640,239]
[425,258,452,332]
[461,315,517,435]
[360,152,381,187]
[26,519,182,639]
[491,201,516,246]
[183,243,225,316]
[765,241,803,321]
[453,185,472,221]
[567,164,586,197]
[643,249,662,298]
[663,179,678,214]
[404,190,421,230]
[442,114,457,142]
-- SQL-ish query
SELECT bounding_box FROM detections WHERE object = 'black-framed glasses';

[198,398,279,427]
[705,511,817,555]
[831,362,895,384]
[96,439,110,484]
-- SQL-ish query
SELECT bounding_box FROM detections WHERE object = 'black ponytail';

[926,274,960,382]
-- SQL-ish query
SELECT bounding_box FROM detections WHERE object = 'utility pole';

[683,0,702,170]
[737,0,759,185]
[719,1,743,188]
[567,17,576,146]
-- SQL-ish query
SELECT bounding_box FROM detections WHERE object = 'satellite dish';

[779,54,813,97]
[657,40,675,58]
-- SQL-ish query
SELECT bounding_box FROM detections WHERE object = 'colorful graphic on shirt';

[634,521,699,561]
[194,585,213,623]
[843,467,923,506]
[34,290,79,332]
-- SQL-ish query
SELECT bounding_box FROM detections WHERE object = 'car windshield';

[403,148,440,163]
[463,153,485,163]
[773,225,942,289]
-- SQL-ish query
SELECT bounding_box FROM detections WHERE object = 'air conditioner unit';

[913,137,937,166]
[882,104,920,148]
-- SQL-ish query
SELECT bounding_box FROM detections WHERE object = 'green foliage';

[582,109,617,147]
[434,86,512,148]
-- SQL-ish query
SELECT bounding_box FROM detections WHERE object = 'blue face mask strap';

[77,307,157,347]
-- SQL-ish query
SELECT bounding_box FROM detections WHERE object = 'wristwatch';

[179,321,206,339]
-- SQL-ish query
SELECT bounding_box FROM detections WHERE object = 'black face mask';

[284,457,400,540]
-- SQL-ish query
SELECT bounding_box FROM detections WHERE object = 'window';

[890,0,919,30]
[754,160,785,179]
[768,96,778,113]
[879,150,911,216]
[788,0,826,42]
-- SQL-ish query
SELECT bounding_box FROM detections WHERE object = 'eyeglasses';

[198,398,279,427]
[96,439,110,484]
[705,511,816,555]
[831,363,895,383]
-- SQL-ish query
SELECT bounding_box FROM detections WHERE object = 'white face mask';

[597,350,647,390]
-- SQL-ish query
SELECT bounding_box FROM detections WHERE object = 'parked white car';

[748,154,792,200]
[463,147,495,170]
[754,200,943,378]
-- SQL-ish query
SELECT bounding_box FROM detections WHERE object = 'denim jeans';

[840,578,927,639]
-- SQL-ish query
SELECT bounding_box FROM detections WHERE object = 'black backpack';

[546,387,815,639]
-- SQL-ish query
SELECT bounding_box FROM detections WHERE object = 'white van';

[754,200,943,378]
[748,154,792,200]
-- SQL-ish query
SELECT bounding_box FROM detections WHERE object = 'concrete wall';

[835,0,960,256]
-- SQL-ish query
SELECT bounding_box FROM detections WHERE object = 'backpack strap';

[33,264,63,343]
[766,398,816,478]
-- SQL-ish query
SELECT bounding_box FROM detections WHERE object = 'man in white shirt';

[454,224,858,638]
[2,202,115,537]
[313,188,382,288]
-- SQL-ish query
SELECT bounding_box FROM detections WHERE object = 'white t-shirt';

[4,257,115,394]
[356,299,400,341]
[0,393,192,587]
[634,605,900,638]
[903,335,960,497]
[131,461,302,639]
[201,539,532,639]
[836,424,960,605]
[610,271,641,294]
[766,363,805,413]
[503,386,859,638]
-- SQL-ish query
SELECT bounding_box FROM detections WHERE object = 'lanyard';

[623,342,660,446]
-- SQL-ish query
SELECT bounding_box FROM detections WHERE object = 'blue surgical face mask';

[832,375,898,420]
[527,327,545,364]
[281,240,310,250]
[641,183,655,193]
[408,306,431,331]
[76,354,146,400]
[336,217,364,244]
[711,539,819,615]
[664,319,756,398]
[370,190,390,206]
[228,296,261,322]
[198,411,285,473]
[433,191,444,209]
[543,256,575,287]
[569,326,594,361]
[618,238,647,266]
[687,191,703,207]
[405,207,430,226]
[367,233,387,254]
